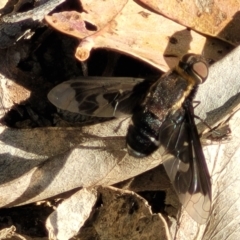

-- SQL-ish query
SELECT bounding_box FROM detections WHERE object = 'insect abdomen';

[126,110,163,157]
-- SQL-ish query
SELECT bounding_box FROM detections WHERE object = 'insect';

[48,54,211,224]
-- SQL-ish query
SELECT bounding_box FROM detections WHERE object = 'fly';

[48,54,211,224]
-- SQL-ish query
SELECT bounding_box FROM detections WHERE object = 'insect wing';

[48,77,154,118]
[184,102,212,223]
[160,106,211,224]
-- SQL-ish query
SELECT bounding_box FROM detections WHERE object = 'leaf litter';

[0,0,240,239]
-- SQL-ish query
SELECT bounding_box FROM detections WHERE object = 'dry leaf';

[0,118,163,208]
[141,0,240,45]
[46,186,171,239]
[195,46,240,132]
[204,110,240,240]
[90,186,170,239]
[46,187,98,240]
[46,186,170,239]
[45,0,233,72]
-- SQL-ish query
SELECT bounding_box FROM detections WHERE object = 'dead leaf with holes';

[45,0,233,72]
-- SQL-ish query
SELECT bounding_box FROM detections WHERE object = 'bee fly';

[48,54,211,224]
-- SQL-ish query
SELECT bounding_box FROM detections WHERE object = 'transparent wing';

[48,77,155,118]
[159,106,211,224]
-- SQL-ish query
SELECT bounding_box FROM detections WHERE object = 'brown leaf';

[45,0,233,72]
[141,0,240,45]
[89,186,170,239]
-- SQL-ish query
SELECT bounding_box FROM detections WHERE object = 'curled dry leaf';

[45,0,233,72]
[80,186,170,239]
[0,118,163,208]
[141,0,240,45]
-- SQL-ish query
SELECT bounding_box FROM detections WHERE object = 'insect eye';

[179,54,208,83]
[192,61,208,82]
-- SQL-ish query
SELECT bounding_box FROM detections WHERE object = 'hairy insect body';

[127,69,195,158]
